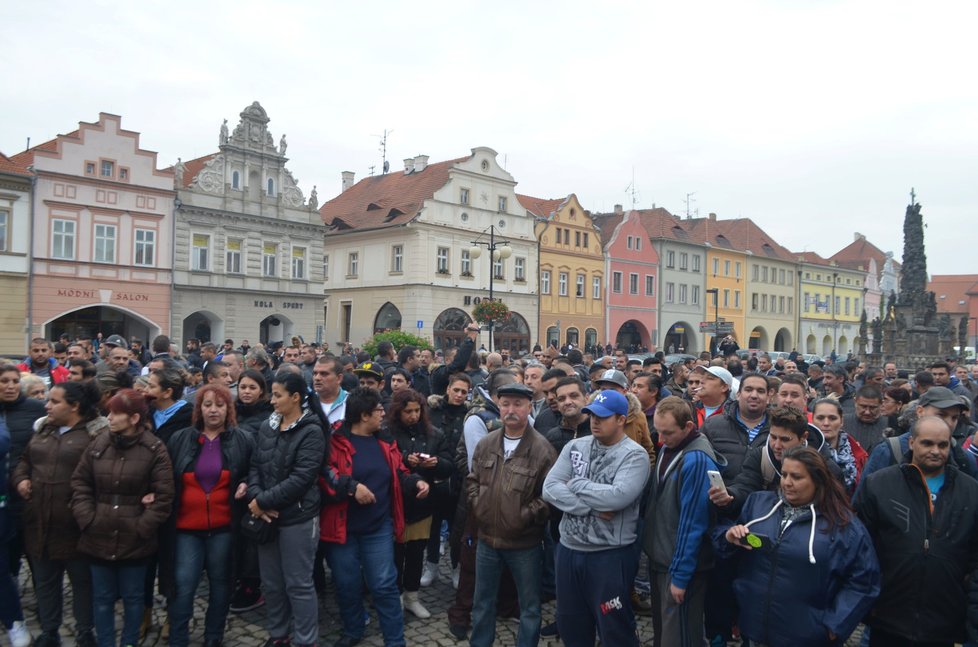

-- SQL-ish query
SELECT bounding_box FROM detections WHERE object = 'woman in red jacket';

[321,387,428,647]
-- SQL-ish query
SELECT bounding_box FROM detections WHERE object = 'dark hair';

[588,363,606,376]
[106,388,150,431]
[70,360,97,379]
[272,371,331,439]
[781,446,852,530]
[862,367,883,382]
[448,372,472,388]
[54,342,67,354]
[884,386,911,406]
[51,380,102,421]
[633,372,662,392]
[30,337,52,349]
[643,357,662,367]
[566,349,583,365]
[554,376,585,396]
[812,398,843,418]
[397,345,418,366]
[855,385,883,402]
[384,367,412,391]
[779,372,808,392]
[824,364,848,380]
[914,370,935,387]
[316,355,343,376]
[768,406,809,437]
[203,361,228,383]
[345,387,383,425]
[355,350,371,364]
[726,358,744,377]
[929,361,951,372]
[542,368,566,383]
[739,372,769,392]
[192,384,237,431]
[96,370,134,397]
[151,363,185,401]
[626,359,642,369]
[388,388,430,432]
[486,369,516,396]
[377,341,394,358]
[655,395,693,428]
[237,369,268,401]
[151,334,171,354]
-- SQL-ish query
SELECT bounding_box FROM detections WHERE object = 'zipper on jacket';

[206,492,211,529]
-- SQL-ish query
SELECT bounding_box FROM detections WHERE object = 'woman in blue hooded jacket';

[719,446,880,647]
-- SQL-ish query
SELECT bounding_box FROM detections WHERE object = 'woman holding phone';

[721,446,879,646]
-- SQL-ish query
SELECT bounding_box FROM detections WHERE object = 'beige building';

[0,153,32,353]
[320,148,539,353]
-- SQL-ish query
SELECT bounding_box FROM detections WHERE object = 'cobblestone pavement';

[16,556,863,646]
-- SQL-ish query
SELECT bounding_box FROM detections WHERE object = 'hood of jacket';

[763,422,826,479]
[34,415,110,438]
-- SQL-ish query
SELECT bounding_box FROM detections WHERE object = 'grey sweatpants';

[650,571,708,647]
[257,516,319,645]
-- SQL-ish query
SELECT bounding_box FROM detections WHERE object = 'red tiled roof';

[10,129,81,168]
[830,235,901,272]
[319,155,469,231]
[591,211,625,245]
[793,251,831,264]
[516,194,566,219]
[630,207,688,241]
[166,153,218,188]
[0,152,30,177]
[928,274,978,313]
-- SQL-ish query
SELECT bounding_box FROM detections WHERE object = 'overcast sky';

[4,0,976,275]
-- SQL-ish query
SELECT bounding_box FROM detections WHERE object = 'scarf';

[828,432,858,491]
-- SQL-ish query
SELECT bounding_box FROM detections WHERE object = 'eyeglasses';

[374,406,385,413]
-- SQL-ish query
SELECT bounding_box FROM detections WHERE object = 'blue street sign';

[417,320,423,329]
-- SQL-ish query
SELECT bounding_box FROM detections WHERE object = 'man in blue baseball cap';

[542,389,651,646]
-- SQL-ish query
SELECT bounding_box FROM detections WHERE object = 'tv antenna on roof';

[372,129,393,174]
[685,192,697,219]
[623,168,639,208]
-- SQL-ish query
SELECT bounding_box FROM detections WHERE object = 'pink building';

[12,113,174,342]
[596,210,659,351]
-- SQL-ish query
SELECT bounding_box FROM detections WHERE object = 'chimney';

[854,232,865,241]
[614,204,623,215]
[341,171,355,193]
[709,212,717,222]
[403,158,414,174]
[413,155,429,173]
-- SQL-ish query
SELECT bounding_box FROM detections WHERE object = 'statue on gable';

[308,185,318,210]
[279,134,288,155]
[220,119,229,145]
[174,158,185,186]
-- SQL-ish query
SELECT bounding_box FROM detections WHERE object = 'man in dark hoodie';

[430,324,480,396]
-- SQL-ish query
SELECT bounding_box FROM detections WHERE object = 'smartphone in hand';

[739,532,771,549]
[707,470,727,495]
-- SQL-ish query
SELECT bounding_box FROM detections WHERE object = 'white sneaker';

[402,592,431,619]
[420,561,439,587]
[440,538,448,556]
[8,621,31,647]
[452,564,460,589]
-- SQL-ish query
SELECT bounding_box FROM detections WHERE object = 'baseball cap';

[583,390,629,417]
[353,362,384,379]
[594,369,628,389]
[918,386,966,410]
[496,383,534,400]
[104,334,128,349]
[693,365,733,388]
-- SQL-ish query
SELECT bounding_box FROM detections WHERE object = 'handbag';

[240,513,278,544]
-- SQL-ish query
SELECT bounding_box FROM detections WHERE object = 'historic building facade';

[11,113,174,343]
[526,193,605,352]
[796,254,865,357]
[320,148,538,353]
[171,102,325,346]
[0,154,32,353]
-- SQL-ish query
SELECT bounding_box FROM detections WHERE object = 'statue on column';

[308,185,318,210]
[279,134,288,155]
[220,119,229,145]
[871,317,883,354]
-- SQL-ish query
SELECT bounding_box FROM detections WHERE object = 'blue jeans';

[470,542,542,647]
[325,519,405,647]
[90,560,147,647]
[168,531,232,646]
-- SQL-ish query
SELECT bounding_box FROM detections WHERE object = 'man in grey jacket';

[543,389,650,647]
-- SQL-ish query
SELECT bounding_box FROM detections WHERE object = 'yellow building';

[797,254,865,357]
[684,216,748,350]
[522,193,605,352]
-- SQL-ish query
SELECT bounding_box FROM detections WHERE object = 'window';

[626,236,633,250]
[437,247,449,273]
[779,269,786,284]
[100,160,114,177]
[666,251,675,268]
[645,275,655,296]
[461,249,471,275]
[612,272,623,293]
[498,196,507,212]
[515,257,525,281]
[291,246,306,279]
[593,276,601,299]
[119,168,128,181]
[712,258,719,275]
[787,271,793,286]
[779,296,785,313]
[629,273,639,295]
[752,293,759,311]
[493,256,504,279]
[460,188,470,205]
[762,267,769,282]
[762,295,768,311]
[135,229,156,267]
[665,282,675,303]
[94,225,115,263]
[692,255,700,272]
[392,245,404,273]
[225,239,242,273]
[263,243,277,277]
[575,231,581,247]
[844,297,850,315]
[85,162,95,175]
[804,292,811,312]
[541,270,551,294]
[691,285,699,305]
[348,252,359,277]
[323,255,329,281]
[635,237,641,250]
[679,284,688,304]
[753,265,759,281]
[835,296,841,315]
[558,272,568,296]
[191,233,209,271]
[576,274,585,297]
[723,289,730,308]
[266,178,276,196]
[52,219,76,260]
[735,262,741,278]
[0,211,9,252]
[854,298,860,314]
[583,232,589,249]
[788,297,793,314]
[724,260,731,276]
[679,252,688,270]
[232,171,240,189]
[734,290,741,308]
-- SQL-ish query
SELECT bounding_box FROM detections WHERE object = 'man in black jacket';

[429,324,481,396]
[854,415,978,646]
[701,372,770,481]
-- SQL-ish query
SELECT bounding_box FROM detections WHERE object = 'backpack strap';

[888,436,903,465]
[760,449,777,487]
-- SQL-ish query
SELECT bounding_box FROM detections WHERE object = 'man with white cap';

[543,390,650,647]
[691,365,734,429]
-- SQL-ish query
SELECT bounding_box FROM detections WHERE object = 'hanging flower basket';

[472,300,510,325]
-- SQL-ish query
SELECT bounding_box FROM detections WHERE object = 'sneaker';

[35,632,63,647]
[8,621,31,647]
[420,561,439,587]
[440,538,448,556]
[451,564,460,589]
[448,624,468,640]
[540,621,559,637]
[230,585,265,613]
[76,630,96,647]
[402,592,431,619]
[630,589,652,617]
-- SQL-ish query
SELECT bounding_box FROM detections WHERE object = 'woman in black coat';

[234,369,273,435]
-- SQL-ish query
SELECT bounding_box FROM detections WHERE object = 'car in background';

[663,353,696,366]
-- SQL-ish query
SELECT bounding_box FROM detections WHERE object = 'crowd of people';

[4,327,978,647]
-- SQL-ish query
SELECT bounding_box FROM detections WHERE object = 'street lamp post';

[706,288,719,356]
[831,272,838,357]
[469,225,511,351]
